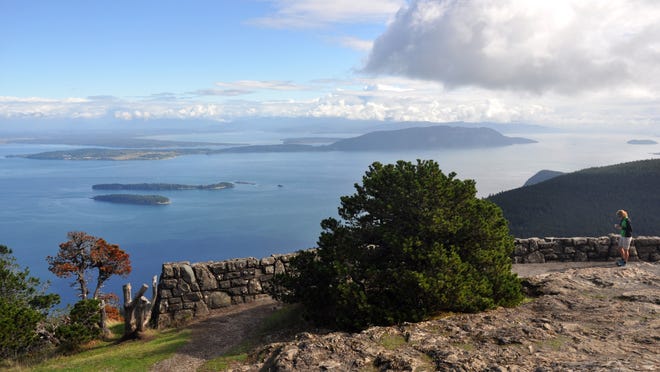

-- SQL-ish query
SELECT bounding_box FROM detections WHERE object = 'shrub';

[273,160,523,331]
[56,299,102,352]
[0,245,60,360]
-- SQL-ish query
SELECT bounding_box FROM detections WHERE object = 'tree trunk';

[122,275,158,340]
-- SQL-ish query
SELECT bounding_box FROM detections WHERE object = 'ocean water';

[1,132,658,305]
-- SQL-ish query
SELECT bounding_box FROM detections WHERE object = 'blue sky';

[2,0,660,130]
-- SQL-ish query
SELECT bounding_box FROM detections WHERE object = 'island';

[92,194,171,205]
[627,139,658,145]
[7,148,210,161]
[92,182,234,190]
[9,125,537,160]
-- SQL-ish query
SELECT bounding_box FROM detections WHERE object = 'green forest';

[488,159,660,238]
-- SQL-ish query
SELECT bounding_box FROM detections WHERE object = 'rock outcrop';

[240,262,660,371]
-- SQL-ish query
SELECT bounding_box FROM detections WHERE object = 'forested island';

[92,194,171,205]
[93,182,234,190]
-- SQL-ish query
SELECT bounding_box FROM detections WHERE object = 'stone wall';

[153,254,296,328]
[152,235,660,327]
[512,235,660,263]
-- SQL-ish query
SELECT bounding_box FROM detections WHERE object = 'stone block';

[169,297,182,305]
[195,301,209,317]
[193,264,218,291]
[225,271,242,280]
[248,278,263,294]
[514,245,528,255]
[219,280,231,289]
[159,289,172,299]
[184,292,202,302]
[264,265,275,274]
[526,251,545,263]
[183,301,195,310]
[161,264,174,279]
[246,257,259,267]
[572,237,587,245]
[180,263,196,285]
[161,279,178,289]
[208,261,227,274]
[261,256,276,266]
[231,278,248,287]
[574,252,589,262]
[208,291,232,309]
[228,287,248,296]
[241,269,256,279]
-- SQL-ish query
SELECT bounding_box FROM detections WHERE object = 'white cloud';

[338,36,373,52]
[364,0,660,94]
[215,80,307,91]
[250,0,405,28]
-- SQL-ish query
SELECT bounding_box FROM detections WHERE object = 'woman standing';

[614,209,633,266]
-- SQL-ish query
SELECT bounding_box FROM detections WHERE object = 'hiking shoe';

[621,261,626,266]
[616,259,624,266]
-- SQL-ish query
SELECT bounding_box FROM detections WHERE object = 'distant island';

[8,148,210,161]
[92,194,170,205]
[10,125,536,160]
[627,139,658,145]
[92,182,234,190]
[216,125,536,153]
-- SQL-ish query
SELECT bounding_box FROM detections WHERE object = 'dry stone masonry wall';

[152,235,660,327]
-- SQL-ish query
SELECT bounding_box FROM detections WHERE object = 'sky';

[2,0,660,131]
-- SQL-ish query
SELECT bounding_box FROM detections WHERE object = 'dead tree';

[122,275,157,339]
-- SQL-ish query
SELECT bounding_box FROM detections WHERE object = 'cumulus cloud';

[364,0,660,94]
[251,0,404,28]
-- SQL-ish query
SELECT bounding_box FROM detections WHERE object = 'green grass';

[379,333,407,350]
[25,323,191,372]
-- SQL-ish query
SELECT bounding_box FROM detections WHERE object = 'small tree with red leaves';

[47,231,132,301]
[47,232,131,335]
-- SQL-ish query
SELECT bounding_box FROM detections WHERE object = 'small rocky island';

[92,194,170,205]
[92,182,234,190]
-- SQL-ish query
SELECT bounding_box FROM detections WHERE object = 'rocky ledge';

[237,262,659,371]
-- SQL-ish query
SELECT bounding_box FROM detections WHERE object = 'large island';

[92,194,171,205]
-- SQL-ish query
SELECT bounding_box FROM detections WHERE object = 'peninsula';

[92,182,234,190]
[92,194,171,205]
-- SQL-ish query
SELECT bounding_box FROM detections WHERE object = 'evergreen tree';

[0,245,60,359]
[274,160,523,331]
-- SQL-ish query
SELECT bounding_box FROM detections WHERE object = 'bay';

[1,133,658,305]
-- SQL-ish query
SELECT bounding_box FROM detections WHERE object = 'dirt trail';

[150,298,279,372]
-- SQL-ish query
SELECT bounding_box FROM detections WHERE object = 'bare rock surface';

[237,262,659,371]
[152,262,659,371]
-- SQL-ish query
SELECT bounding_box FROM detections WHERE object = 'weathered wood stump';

[122,275,157,339]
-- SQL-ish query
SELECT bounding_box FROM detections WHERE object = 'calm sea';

[1,132,658,305]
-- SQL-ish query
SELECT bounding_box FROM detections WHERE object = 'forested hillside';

[488,159,660,238]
